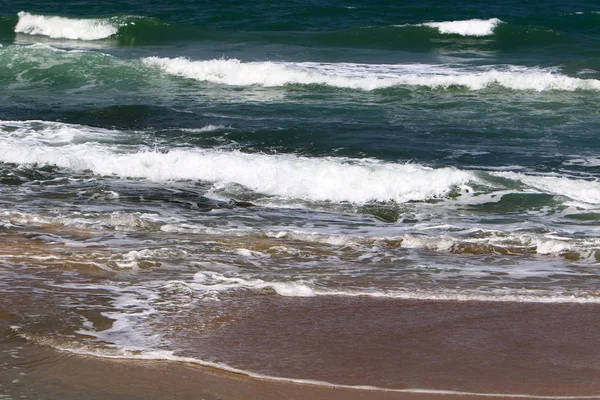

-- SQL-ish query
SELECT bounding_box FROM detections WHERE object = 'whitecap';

[143,57,600,92]
[422,18,502,36]
[0,121,475,204]
[15,11,119,40]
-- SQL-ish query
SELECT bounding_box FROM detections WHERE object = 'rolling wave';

[3,120,600,210]
[492,171,600,205]
[144,57,600,91]
[12,12,176,44]
[5,11,576,52]
[15,11,120,40]
[5,44,598,93]
[0,44,146,89]
[0,120,474,204]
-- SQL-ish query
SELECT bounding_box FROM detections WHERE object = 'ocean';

[1,1,600,398]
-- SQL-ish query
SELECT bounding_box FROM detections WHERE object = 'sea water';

[1,1,600,397]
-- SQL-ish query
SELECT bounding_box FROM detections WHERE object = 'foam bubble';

[422,18,502,36]
[143,57,600,92]
[15,12,119,40]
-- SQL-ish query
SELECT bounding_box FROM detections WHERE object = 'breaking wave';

[0,120,474,204]
[144,57,600,91]
[2,44,598,93]
[420,18,502,36]
[15,11,121,40]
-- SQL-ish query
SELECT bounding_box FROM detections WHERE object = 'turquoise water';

[1,0,600,394]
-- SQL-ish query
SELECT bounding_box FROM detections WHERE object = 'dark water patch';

[0,16,17,41]
[66,105,194,130]
[473,192,560,213]
[358,204,401,223]
[115,17,220,45]
[313,25,436,52]
[111,186,242,212]
[9,175,248,214]
[307,21,569,54]
[0,163,61,185]
[544,11,600,35]
[492,23,565,51]
[564,212,600,224]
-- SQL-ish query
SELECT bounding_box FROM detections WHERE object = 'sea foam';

[143,57,600,91]
[422,18,502,36]
[0,121,474,204]
[15,11,119,40]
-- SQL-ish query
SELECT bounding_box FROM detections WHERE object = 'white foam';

[115,248,189,269]
[401,232,599,260]
[400,234,456,251]
[493,171,600,204]
[0,121,474,204]
[191,271,316,297]
[234,248,268,258]
[181,125,229,133]
[565,157,600,167]
[533,239,575,256]
[15,12,119,41]
[422,18,502,36]
[135,253,600,303]
[0,119,123,143]
[143,57,600,92]
[312,288,600,304]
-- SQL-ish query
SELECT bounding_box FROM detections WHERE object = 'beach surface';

[2,298,600,399]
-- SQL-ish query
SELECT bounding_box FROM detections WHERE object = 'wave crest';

[422,18,502,36]
[15,11,119,40]
[143,57,600,92]
[0,120,475,204]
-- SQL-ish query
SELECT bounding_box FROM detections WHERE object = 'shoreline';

[3,298,600,399]
[11,349,600,400]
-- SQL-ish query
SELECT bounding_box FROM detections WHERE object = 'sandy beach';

[0,352,517,400]
[2,298,600,399]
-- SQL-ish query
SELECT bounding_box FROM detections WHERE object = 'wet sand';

[3,353,521,400]
[2,345,579,400]
[2,298,600,399]
[184,297,600,397]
